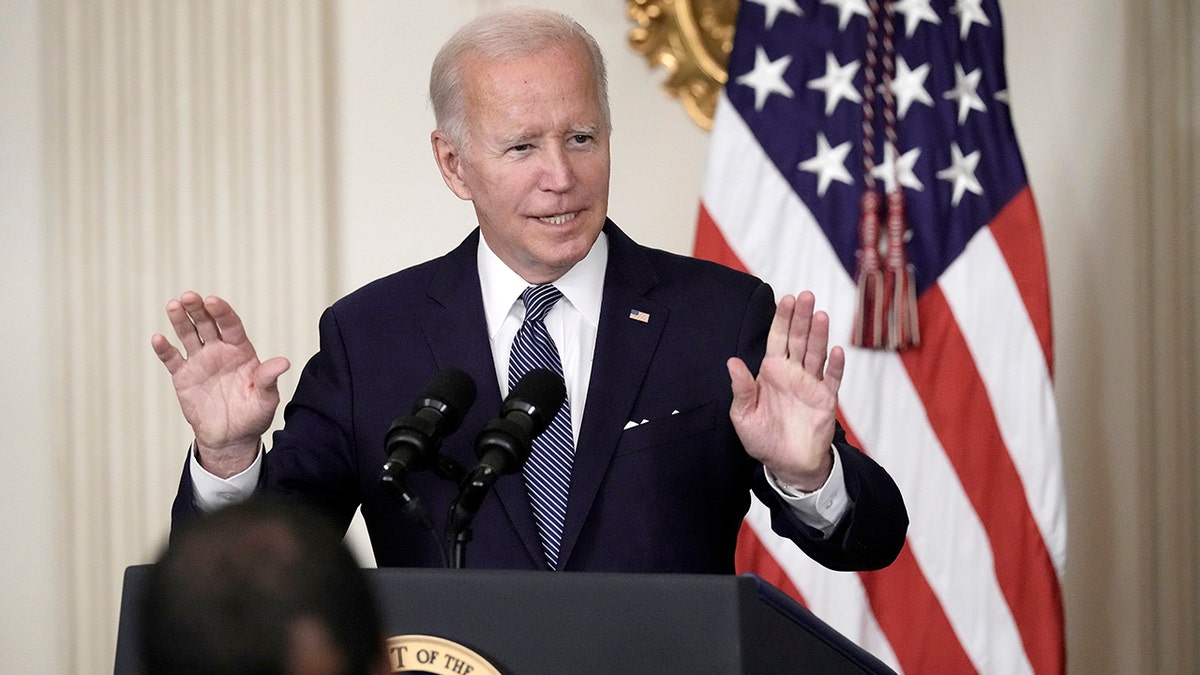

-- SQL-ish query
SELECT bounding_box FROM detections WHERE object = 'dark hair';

[140,496,384,674]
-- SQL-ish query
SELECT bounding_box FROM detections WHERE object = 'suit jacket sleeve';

[739,283,908,571]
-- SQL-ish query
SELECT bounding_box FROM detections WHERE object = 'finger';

[726,357,758,417]
[255,356,291,391]
[150,333,186,376]
[764,294,796,359]
[788,291,815,365]
[204,295,250,348]
[180,291,222,345]
[804,309,830,377]
[166,296,203,354]
[825,345,845,394]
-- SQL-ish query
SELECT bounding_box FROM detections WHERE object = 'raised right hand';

[151,291,290,478]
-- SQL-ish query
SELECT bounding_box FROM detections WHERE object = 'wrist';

[769,448,835,493]
[195,439,260,479]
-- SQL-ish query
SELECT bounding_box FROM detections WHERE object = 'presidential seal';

[385,635,503,675]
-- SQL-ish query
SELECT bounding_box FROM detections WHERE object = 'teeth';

[538,213,576,225]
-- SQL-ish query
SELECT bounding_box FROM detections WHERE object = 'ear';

[431,130,473,201]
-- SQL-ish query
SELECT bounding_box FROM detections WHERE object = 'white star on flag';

[892,0,942,37]
[799,133,854,196]
[735,46,795,111]
[820,0,869,31]
[937,141,984,206]
[952,0,992,39]
[746,0,803,29]
[944,63,987,125]
[807,52,862,115]
[887,56,933,119]
[871,143,924,194]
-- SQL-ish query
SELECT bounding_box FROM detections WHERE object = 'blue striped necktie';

[508,284,575,569]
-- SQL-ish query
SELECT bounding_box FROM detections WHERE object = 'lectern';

[115,566,895,674]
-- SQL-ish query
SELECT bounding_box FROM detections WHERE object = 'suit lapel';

[557,222,667,567]
[422,229,499,412]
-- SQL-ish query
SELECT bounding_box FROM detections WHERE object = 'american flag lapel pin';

[628,309,650,323]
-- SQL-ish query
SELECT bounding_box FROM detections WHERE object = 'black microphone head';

[413,367,477,434]
[505,368,566,434]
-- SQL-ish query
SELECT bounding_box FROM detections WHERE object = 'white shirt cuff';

[765,447,849,536]
[187,442,263,512]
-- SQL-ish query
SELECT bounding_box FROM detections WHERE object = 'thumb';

[255,356,291,391]
[727,357,757,417]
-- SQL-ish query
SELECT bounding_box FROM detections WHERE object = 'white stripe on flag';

[940,228,1067,574]
[841,349,1034,675]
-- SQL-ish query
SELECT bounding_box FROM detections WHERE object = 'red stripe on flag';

[840,423,976,674]
[735,521,808,607]
[988,187,1055,377]
[694,202,750,273]
[859,551,976,674]
[901,285,1065,675]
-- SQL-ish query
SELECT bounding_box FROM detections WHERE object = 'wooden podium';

[115,566,895,674]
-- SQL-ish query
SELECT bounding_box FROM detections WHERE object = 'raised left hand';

[727,291,844,491]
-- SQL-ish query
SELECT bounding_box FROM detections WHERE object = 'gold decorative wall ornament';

[627,0,740,130]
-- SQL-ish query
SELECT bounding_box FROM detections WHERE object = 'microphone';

[379,368,477,528]
[449,368,566,534]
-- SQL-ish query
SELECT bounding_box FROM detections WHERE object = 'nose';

[539,144,575,193]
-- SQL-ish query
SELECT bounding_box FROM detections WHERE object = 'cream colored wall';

[0,0,1194,673]
[1003,3,1148,672]
[0,2,64,672]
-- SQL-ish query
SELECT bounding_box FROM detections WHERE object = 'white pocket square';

[624,410,682,430]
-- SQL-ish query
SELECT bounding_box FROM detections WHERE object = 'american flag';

[695,0,1065,672]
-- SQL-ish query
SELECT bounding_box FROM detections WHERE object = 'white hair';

[429,7,611,149]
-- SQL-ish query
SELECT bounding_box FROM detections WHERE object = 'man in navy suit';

[152,7,906,573]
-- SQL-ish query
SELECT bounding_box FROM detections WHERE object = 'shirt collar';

[477,231,608,338]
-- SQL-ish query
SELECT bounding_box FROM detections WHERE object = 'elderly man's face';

[433,41,611,284]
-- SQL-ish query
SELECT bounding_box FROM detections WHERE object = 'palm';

[152,292,289,456]
[171,337,280,449]
[728,292,844,489]
[732,354,838,468]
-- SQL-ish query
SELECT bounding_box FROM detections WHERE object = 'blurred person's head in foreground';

[141,496,387,675]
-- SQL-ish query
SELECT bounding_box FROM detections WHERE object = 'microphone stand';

[448,528,472,569]
[380,447,468,568]
[444,468,493,569]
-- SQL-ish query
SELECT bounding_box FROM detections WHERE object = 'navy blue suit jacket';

[174,221,906,572]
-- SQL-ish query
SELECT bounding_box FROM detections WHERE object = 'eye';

[509,143,533,153]
[570,134,592,145]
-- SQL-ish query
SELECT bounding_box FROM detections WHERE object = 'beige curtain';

[42,1,337,669]
[1133,0,1200,670]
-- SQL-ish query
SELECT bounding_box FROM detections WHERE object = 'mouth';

[536,212,579,226]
